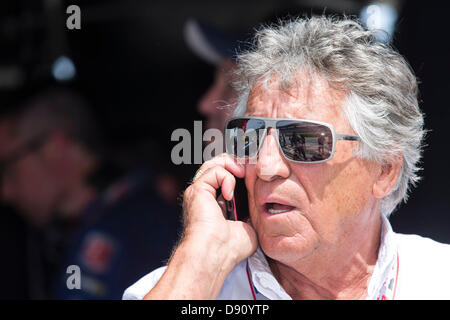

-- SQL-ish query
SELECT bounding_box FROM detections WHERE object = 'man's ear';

[372,155,403,198]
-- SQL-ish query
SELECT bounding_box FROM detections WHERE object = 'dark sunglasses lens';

[277,121,333,162]
[225,118,265,158]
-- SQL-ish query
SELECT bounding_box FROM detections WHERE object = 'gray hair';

[232,16,426,217]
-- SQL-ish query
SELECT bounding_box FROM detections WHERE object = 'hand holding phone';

[145,154,257,299]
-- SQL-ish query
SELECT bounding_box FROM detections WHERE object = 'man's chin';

[259,233,316,266]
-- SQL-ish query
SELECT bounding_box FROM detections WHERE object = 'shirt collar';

[247,246,292,300]
[247,215,398,300]
[366,214,398,300]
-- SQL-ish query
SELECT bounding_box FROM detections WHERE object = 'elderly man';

[123,16,450,300]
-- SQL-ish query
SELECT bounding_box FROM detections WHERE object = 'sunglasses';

[224,116,360,163]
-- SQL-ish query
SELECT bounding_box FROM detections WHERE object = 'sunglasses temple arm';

[336,133,360,141]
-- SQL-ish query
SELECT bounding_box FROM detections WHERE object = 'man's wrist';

[145,234,237,299]
[177,234,238,279]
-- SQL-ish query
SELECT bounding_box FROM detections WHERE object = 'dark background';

[0,0,449,299]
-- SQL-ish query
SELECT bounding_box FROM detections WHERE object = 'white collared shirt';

[122,216,450,300]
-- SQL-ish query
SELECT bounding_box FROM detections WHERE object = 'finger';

[195,165,237,201]
[197,153,245,180]
[232,221,259,261]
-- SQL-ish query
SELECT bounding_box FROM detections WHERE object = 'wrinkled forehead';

[245,72,348,127]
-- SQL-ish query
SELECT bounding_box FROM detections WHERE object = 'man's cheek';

[247,192,258,221]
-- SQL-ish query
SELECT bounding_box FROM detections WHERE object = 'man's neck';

[268,215,381,300]
[269,252,376,299]
[58,181,97,219]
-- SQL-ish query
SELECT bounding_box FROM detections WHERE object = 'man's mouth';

[264,202,295,214]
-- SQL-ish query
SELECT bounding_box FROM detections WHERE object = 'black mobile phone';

[225,178,249,222]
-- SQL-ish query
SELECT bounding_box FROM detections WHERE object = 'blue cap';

[184,19,250,65]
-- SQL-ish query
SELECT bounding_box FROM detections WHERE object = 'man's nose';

[256,128,290,181]
[197,84,218,116]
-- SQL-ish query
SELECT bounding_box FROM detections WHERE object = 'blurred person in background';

[0,87,180,299]
[0,112,15,159]
[0,109,29,299]
[184,19,242,134]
